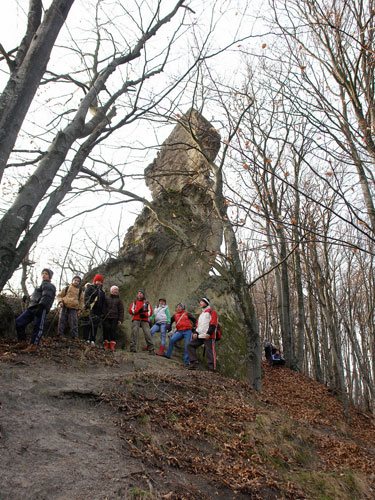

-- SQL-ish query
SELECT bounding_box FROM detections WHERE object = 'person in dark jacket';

[83,274,106,345]
[103,285,124,351]
[15,268,56,353]
[128,289,154,354]
[163,303,196,365]
[263,340,277,362]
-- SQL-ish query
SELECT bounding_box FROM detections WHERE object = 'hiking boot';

[187,361,199,370]
[103,340,109,350]
[142,346,148,351]
[156,345,165,356]
[109,341,116,351]
[21,344,38,354]
[90,341,95,346]
[15,341,28,349]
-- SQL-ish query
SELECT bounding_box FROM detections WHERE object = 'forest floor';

[1,337,375,500]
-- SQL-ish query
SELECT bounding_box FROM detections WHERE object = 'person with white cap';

[187,297,219,371]
[103,285,124,351]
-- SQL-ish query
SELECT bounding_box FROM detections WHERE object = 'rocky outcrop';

[89,109,238,359]
[95,110,222,298]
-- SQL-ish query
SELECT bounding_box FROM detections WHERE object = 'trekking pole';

[56,307,62,337]
[44,308,60,338]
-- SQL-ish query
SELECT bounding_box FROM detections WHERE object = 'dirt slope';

[1,338,375,500]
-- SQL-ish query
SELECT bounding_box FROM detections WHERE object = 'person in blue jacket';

[270,349,286,366]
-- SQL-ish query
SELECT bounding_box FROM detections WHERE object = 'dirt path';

[0,351,170,500]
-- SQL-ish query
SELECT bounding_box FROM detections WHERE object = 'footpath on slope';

[1,338,375,500]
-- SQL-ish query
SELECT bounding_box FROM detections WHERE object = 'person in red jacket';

[128,289,154,354]
[163,303,196,365]
[187,297,218,371]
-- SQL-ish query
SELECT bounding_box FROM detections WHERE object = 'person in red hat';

[83,274,106,345]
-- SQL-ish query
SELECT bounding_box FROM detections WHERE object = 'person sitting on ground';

[83,274,106,345]
[149,298,171,356]
[57,275,84,340]
[163,303,196,365]
[271,349,286,366]
[103,285,124,351]
[128,289,154,354]
[15,268,56,353]
[263,339,277,363]
[187,297,218,371]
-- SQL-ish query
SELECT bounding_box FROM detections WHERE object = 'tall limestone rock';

[92,109,242,369]
[99,108,223,303]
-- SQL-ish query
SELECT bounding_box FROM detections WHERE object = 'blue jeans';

[150,323,167,346]
[165,329,192,364]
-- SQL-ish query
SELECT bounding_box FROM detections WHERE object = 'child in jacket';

[128,289,154,353]
[15,268,56,352]
[187,297,218,371]
[57,275,84,339]
[103,285,124,351]
[149,298,171,355]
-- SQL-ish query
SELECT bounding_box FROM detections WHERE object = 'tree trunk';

[0,0,75,179]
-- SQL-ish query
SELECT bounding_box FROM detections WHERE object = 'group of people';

[128,289,219,370]
[13,269,220,371]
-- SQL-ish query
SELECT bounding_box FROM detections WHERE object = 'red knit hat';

[93,274,104,283]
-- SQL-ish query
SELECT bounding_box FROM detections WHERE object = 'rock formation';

[91,109,240,365]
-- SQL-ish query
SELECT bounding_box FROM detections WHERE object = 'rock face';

[92,110,230,343]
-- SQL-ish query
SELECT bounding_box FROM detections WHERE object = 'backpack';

[64,284,83,300]
[215,323,222,341]
[205,307,222,341]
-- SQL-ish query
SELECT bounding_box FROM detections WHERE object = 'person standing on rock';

[187,297,218,371]
[15,268,56,353]
[57,275,84,339]
[163,303,196,365]
[83,274,106,345]
[128,290,154,354]
[103,285,124,351]
[149,298,171,355]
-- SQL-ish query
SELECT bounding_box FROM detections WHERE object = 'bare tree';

[0,0,75,179]
[0,0,222,291]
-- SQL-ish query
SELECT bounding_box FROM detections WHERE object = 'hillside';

[1,338,375,500]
